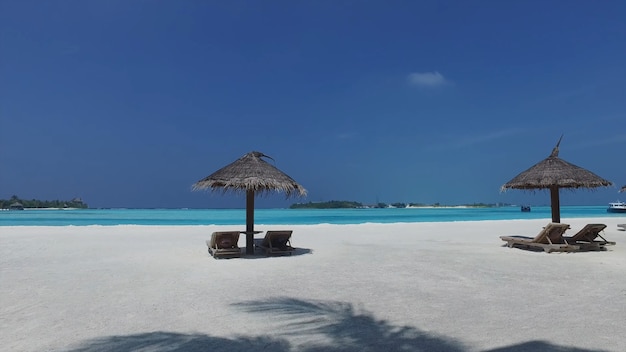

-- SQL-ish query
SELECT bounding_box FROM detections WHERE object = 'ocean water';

[0,206,623,226]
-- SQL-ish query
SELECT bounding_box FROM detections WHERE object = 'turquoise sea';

[0,206,623,226]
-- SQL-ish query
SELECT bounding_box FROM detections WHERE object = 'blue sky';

[1,1,625,209]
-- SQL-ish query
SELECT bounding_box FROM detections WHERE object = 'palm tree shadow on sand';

[66,298,609,352]
[235,298,609,352]
[66,332,291,352]
[484,341,610,352]
[234,297,465,351]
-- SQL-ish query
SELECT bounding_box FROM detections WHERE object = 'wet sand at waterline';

[2,218,625,351]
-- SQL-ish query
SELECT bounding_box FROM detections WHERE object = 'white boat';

[607,201,626,213]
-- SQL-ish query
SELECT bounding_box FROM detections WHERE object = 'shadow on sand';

[249,246,313,258]
[67,298,609,352]
[484,341,610,352]
[66,332,290,351]
[500,243,608,253]
[234,297,466,351]
[207,247,313,260]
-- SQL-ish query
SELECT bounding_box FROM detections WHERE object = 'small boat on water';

[607,201,626,213]
[520,205,531,212]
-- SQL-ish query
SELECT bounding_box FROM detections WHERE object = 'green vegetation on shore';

[290,200,364,209]
[290,200,505,209]
[1,195,88,209]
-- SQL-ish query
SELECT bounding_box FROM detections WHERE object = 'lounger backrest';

[210,231,240,249]
[541,223,570,244]
[571,224,607,242]
[263,231,293,248]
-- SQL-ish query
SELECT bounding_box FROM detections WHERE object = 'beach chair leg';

[596,233,612,244]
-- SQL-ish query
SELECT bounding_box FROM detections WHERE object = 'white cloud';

[407,71,449,87]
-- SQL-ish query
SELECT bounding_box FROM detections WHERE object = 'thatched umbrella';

[193,151,307,255]
[501,136,612,223]
[9,202,24,210]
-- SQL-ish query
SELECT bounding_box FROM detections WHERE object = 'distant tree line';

[0,195,88,209]
[290,200,505,209]
[290,200,364,209]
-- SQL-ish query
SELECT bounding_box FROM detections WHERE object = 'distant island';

[290,200,505,209]
[290,201,365,209]
[0,195,88,209]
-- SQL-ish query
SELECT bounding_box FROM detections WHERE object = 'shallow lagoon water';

[0,206,623,226]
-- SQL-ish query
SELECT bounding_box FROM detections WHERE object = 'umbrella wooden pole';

[550,186,560,223]
[246,190,255,255]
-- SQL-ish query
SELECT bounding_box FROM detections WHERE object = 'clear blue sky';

[1,1,625,209]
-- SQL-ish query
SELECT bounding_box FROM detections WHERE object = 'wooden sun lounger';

[565,224,615,251]
[500,223,579,253]
[618,224,625,231]
[258,230,295,256]
[206,231,241,259]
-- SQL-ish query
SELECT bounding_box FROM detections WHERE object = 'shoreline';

[5,215,621,228]
[2,218,625,351]
[1,216,625,227]
[1,204,616,210]
[1,206,623,227]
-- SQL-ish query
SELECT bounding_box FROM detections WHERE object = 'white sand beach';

[1,218,625,352]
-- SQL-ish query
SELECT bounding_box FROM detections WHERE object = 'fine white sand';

[1,218,625,352]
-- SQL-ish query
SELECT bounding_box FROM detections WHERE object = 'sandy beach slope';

[1,218,625,351]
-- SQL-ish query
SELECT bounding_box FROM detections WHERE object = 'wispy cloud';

[569,133,626,149]
[525,84,597,106]
[60,45,80,56]
[426,129,523,151]
[336,132,357,140]
[407,71,450,87]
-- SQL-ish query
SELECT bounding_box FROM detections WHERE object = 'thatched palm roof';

[193,151,306,255]
[501,137,612,223]
[500,143,612,191]
[193,151,307,197]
